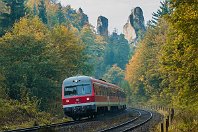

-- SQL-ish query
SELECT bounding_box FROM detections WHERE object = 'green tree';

[38,0,48,24]
[56,3,66,24]
[104,32,130,70]
[0,18,54,107]
[33,0,37,16]
[158,1,198,131]
[80,25,106,77]
[125,20,170,104]
[160,0,198,109]
[49,25,92,77]
[103,65,125,85]
[148,0,171,27]
[119,80,132,104]
[0,0,27,36]
[0,17,91,110]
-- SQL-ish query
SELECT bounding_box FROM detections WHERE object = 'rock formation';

[123,7,146,45]
[77,8,89,27]
[97,16,108,36]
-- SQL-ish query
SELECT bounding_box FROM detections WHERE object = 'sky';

[60,0,161,33]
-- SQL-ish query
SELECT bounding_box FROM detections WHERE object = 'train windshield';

[64,84,91,96]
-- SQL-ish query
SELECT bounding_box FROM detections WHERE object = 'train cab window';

[64,86,77,96]
[84,85,92,94]
[64,84,91,96]
[77,84,91,95]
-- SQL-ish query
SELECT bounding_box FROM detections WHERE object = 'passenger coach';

[62,76,126,120]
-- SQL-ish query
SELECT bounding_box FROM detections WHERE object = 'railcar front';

[62,76,96,120]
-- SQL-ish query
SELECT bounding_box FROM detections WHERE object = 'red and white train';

[62,76,126,120]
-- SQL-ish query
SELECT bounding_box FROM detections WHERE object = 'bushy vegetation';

[0,97,69,130]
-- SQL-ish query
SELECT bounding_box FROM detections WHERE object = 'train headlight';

[66,100,69,103]
[73,80,78,83]
[86,97,90,101]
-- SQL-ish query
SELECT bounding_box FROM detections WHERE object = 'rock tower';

[123,7,146,45]
[97,16,108,36]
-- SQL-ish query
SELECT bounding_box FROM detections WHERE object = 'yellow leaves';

[51,25,82,51]
[95,35,107,45]
[27,0,59,12]
[175,3,198,21]
[10,17,49,40]
[0,73,5,83]
[125,43,145,83]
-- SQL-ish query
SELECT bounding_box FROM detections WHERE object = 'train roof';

[63,75,91,82]
[63,75,123,91]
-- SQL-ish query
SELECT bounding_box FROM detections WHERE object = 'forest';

[0,0,197,131]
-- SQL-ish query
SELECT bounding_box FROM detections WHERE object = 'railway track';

[4,109,128,132]
[4,119,90,132]
[99,109,153,132]
[5,108,152,132]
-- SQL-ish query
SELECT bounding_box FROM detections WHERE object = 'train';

[62,76,127,120]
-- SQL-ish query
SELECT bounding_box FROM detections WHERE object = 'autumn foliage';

[126,1,198,131]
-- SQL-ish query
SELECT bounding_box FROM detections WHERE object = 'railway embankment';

[5,107,171,132]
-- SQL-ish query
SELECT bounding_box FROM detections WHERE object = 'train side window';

[110,90,113,96]
[98,85,101,95]
[99,84,106,96]
[102,86,105,95]
[102,85,106,96]
[106,87,109,96]
[99,85,102,95]
[96,83,102,96]
[94,83,100,95]
[104,86,107,96]
[93,84,96,95]
[112,89,115,97]
[102,85,105,96]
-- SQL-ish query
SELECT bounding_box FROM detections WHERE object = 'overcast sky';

[60,0,161,33]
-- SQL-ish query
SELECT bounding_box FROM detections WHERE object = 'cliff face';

[123,7,146,45]
[123,22,136,43]
[97,16,108,36]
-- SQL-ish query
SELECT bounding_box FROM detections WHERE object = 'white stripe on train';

[63,102,126,108]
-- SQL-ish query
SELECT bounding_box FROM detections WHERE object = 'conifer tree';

[0,0,26,36]
[104,32,130,70]
[38,0,48,24]
[33,1,37,16]
[56,3,66,24]
[148,0,171,27]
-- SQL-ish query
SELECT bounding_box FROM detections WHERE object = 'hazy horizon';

[60,0,161,33]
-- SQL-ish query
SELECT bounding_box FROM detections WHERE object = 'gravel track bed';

[55,109,139,132]
[121,110,163,132]
[102,109,150,132]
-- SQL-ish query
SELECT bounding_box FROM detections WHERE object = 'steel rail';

[4,109,127,132]
[99,109,141,132]
[4,120,85,132]
[98,109,152,132]
[122,110,153,132]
